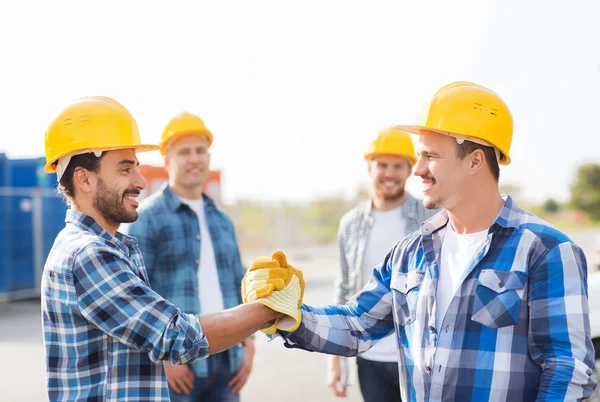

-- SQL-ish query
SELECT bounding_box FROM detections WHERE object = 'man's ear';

[469,149,485,175]
[73,167,95,195]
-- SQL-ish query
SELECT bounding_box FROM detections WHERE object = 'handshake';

[241,251,305,335]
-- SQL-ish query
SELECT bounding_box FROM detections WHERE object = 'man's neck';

[372,193,406,212]
[170,184,203,200]
[71,202,119,236]
[447,186,504,234]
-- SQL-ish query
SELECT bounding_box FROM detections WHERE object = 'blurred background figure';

[328,128,438,401]
[126,112,254,402]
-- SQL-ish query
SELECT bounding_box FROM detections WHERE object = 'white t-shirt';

[435,225,488,327]
[179,196,225,315]
[360,206,407,362]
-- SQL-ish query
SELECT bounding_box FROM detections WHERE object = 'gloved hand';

[241,251,305,334]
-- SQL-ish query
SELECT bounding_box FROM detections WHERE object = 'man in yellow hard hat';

[327,127,437,401]
[41,97,289,402]
[126,112,255,401]
[241,82,597,401]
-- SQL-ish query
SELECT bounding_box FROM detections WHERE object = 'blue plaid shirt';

[280,196,596,401]
[125,184,246,377]
[42,210,208,401]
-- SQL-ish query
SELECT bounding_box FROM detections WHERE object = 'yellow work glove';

[241,251,305,335]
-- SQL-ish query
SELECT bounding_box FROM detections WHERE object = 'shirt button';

[498,281,504,287]
[196,234,201,240]
[195,259,200,265]
[425,365,432,372]
[429,325,435,332]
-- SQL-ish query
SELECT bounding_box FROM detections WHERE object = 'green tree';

[301,197,347,244]
[570,163,600,221]
[542,198,560,214]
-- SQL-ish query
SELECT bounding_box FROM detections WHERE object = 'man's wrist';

[255,302,286,321]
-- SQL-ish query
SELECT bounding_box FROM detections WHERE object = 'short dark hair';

[455,140,500,181]
[56,153,105,201]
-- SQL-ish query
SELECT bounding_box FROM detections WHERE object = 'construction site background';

[225,186,600,253]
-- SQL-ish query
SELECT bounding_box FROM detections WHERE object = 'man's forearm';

[200,301,281,354]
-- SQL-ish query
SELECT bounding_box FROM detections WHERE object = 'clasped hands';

[241,251,305,334]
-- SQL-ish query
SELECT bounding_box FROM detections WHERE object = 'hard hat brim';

[364,152,417,165]
[44,144,160,174]
[393,125,433,136]
[394,125,510,165]
[159,130,213,155]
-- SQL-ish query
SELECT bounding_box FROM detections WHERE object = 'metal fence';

[0,187,67,301]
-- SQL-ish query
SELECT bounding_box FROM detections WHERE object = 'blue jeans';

[169,351,239,402]
[356,357,401,402]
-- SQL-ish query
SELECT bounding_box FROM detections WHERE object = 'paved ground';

[1,228,598,401]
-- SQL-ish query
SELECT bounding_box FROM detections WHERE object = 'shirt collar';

[419,195,520,236]
[366,192,419,219]
[65,209,137,252]
[161,183,216,213]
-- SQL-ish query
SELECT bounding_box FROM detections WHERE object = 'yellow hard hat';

[160,112,213,155]
[396,81,513,165]
[44,96,159,173]
[364,127,417,165]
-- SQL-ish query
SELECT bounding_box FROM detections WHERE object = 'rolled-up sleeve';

[73,245,209,365]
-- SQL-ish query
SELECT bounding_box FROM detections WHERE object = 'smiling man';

[41,97,282,402]
[243,82,597,401]
[126,112,254,402]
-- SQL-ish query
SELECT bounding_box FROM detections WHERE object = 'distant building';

[138,165,222,206]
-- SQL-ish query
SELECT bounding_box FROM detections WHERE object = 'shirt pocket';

[471,269,528,328]
[390,271,425,326]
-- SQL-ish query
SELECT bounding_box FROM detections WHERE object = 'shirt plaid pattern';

[335,192,439,304]
[42,210,208,401]
[282,196,596,401]
[125,184,246,377]
[334,193,438,384]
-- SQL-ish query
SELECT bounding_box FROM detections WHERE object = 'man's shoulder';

[511,208,573,250]
[137,190,169,214]
[491,199,577,262]
[387,230,425,274]
[204,196,235,227]
[134,190,178,228]
[48,227,120,272]
[60,225,109,251]
[397,228,423,251]
[340,201,369,227]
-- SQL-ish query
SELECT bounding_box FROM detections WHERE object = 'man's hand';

[228,337,255,394]
[164,362,195,395]
[242,251,305,334]
[328,355,347,397]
